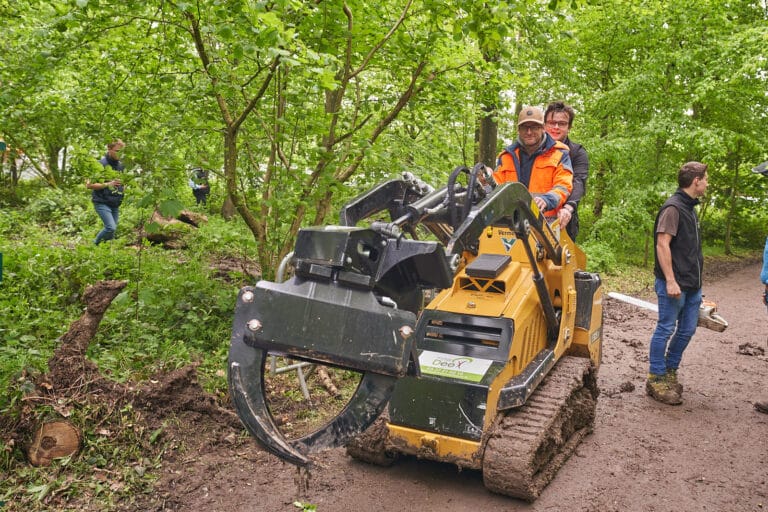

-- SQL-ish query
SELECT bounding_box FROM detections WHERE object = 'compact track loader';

[229,165,603,501]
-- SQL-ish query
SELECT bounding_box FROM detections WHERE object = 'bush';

[0,186,241,405]
[581,240,619,274]
[25,186,93,237]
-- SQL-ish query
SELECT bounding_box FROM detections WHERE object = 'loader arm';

[447,182,563,344]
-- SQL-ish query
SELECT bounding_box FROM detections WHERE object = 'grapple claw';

[228,276,417,465]
[227,221,454,465]
[228,340,397,466]
[229,351,311,466]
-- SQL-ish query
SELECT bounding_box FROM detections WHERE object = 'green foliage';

[68,146,103,183]
[701,201,768,250]
[3,0,766,268]
[0,194,237,387]
[185,216,257,260]
[581,240,619,274]
[0,184,246,509]
[22,186,93,237]
[583,194,657,267]
[83,249,236,383]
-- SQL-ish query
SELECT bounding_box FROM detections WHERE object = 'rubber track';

[482,356,598,501]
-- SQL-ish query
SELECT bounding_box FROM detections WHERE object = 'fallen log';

[317,366,340,398]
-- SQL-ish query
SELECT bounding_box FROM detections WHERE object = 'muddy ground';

[130,259,768,512]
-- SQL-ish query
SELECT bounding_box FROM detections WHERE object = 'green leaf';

[158,199,184,218]
[145,221,161,234]
[150,426,164,444]
[138,194,156,209]
[218,26,234,40]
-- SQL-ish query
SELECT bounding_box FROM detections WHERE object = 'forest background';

[1,0,767,509]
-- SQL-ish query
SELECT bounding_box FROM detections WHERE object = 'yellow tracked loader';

[228,165,603,500]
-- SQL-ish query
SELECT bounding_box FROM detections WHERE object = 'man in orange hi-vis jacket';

[492,106,573,220]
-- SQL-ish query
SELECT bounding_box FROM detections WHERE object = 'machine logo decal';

[418,350,494,382]
[501,237,517,252]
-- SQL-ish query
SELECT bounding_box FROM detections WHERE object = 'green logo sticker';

[418,350,493,383]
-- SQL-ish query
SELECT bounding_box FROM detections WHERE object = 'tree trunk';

[591,123,610,221]
[477,109,498,169]
[47,280,127,390]
[592,160,606,219]
[221,194,236,220]
[724,155,740,256]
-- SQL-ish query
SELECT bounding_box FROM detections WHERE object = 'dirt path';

[149,262,768,512]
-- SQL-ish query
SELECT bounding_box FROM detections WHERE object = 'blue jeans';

[648,277,702,376]
[93,202,120,245]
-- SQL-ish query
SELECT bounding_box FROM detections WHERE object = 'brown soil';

[10,259,768,511]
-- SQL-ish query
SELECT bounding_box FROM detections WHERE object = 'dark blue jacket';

[91,154,125,206]
[563,136,588,240]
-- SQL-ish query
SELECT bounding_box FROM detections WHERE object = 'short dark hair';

[678,161,708,188]
[544,101,575,127]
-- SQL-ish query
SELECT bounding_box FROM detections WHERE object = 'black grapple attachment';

[228,166,558,466]
[229,225,452,465]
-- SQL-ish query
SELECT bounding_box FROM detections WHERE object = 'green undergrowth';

[0,194,257,510]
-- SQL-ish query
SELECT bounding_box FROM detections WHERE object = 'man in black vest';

[646,161,709,405]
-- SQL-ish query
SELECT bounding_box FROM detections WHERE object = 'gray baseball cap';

[752,160,768,175]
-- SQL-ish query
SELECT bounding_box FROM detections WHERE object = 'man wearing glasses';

[544,101,589,241]
[492,106,573,222]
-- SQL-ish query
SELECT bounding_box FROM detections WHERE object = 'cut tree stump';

[144,209,208,249]
[27,420,82,466]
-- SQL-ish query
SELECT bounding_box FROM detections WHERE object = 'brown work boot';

[666,368,683,395]
[646,374,682,405]
[755,401,768,414]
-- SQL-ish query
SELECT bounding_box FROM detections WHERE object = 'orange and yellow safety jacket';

[492,133,573,218]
